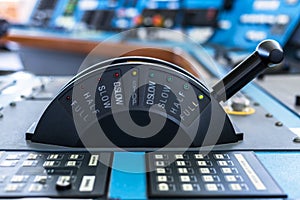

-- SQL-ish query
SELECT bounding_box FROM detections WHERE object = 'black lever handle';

[211,39,284,102]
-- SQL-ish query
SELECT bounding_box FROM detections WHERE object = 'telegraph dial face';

[57,59,213,148]
[30,55,241,149]
[30,27,257,149]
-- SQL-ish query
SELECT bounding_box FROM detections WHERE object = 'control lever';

[211,40,283,102]
[26,39,284,148]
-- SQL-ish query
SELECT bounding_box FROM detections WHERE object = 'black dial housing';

[26,40,283,149]
[27,58,241,148]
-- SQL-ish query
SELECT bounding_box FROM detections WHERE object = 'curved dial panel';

[28,57,242,148]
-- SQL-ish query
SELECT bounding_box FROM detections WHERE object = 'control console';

[0,39,295,199]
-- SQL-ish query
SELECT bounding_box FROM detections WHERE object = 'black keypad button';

[47,154,64,160]
[55,176,72,190]
[69,154,84,160]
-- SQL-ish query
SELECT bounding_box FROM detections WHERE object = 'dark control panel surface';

[0,150,112,198]
[146,151,286,198]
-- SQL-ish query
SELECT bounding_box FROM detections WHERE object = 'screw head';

[293,136,300,143]
[9,102,16,107]
[265,113,273,118]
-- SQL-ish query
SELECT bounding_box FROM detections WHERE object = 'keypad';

[0,151,112,198]
[147,151,286,198]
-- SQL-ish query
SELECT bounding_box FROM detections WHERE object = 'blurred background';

[0,0,299,74]
[0,0,299,116]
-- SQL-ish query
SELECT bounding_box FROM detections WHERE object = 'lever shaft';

[211,39,284,102]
